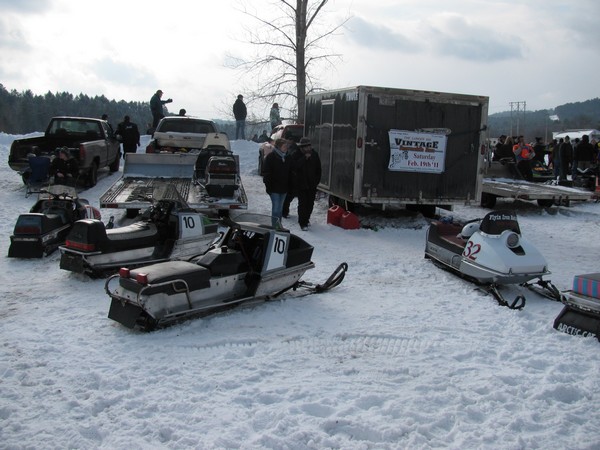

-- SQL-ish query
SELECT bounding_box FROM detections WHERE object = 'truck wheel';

[87,162,98,187]
[537,199,554,208]
[126,208,140,219]
[109,152,120,172]
[480,192,497,208]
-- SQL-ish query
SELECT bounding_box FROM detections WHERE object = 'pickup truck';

[100,133,247,218]
[8,116,121,186]
[145,116,219,153]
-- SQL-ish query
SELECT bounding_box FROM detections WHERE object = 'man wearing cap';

[233,94,247,140]
[150,89,173,128]
[292,137,322,230]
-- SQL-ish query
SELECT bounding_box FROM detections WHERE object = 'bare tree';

[230,0,349,124]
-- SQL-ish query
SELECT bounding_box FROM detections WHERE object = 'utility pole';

[510,101,526,137]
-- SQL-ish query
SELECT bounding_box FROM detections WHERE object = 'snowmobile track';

[183,334,439,359]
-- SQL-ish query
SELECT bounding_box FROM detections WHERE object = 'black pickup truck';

[8,116,121,186]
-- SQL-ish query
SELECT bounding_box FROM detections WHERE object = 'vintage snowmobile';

[425,210,560,309]
[8,185,100,258]
[105,214,348,331]
[554,273,600,341]
[60,185,220,277]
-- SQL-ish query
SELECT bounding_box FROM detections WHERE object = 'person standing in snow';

[572,134,595,179]
[150,89,173,128]
[262,138,291,229]
[115,115,141,158]
[270,103,282,132]
[558,136,573,181]
[291,137,321,231]
[233,94,247,140]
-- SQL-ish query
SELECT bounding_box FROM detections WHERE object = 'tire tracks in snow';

[177,333,442,359]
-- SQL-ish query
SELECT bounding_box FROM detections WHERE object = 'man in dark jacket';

[233,94,247,140]
[116,116,141,158]
[559,136,573,181]
[150,90,173,128]
[572,134,596,178]
[49,147,79,185]
[292,138,322,230]
[262,138,291,229]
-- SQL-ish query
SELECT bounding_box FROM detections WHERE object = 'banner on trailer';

[387,130,447,174]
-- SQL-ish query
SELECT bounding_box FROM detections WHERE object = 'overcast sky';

[1,0,598,122]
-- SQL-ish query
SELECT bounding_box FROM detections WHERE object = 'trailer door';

[317,100,334,189]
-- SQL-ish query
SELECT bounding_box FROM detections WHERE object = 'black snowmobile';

[105,214,348,331]
[60,185,219,277]
[554,273,600,341]
[9,185,100,258]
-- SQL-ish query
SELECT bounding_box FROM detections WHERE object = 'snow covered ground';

[1,133,599,450]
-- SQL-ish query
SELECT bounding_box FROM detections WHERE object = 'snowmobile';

[554,273,600,341]
[8,184,100,258]
[59,185,220,277]
[488,157,554,183]
[105,214,348,331]
[425,210,560,309]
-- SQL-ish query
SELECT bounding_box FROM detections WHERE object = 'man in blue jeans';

[262,139,291,229]
[233,94,247,140]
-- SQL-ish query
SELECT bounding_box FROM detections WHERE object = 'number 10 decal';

[273,236,286,254]
[182,216,195,229]
[463,241,481,260]
[266,234,288,271]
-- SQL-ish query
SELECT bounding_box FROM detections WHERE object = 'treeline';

[488,98,600,142]
[0,84,153,134]
[2,84,599,143]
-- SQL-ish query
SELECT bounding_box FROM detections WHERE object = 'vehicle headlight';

[506,232,520,248]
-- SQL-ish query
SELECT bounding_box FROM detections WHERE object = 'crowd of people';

[261,137,322,231]
[493,133,599,182]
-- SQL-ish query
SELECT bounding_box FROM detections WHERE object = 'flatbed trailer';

[481,178,596,208]
[100,152,247,217]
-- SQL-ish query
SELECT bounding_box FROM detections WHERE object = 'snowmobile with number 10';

[105,214,348,331]
[425,210,560,309]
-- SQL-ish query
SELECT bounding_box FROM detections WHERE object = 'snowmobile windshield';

[479,211,520,235]
[44,184,78,199]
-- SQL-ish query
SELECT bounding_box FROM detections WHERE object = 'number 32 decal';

[463,241,481,260]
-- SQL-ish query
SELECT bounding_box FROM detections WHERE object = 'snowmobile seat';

[45,209,69,226]
[573,273,600,299]
[429,221,466,253]
[195,247,249,276]
[121,261,211,295]
[105,222,160,251]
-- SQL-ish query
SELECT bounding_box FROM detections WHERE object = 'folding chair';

[25,156,51,197]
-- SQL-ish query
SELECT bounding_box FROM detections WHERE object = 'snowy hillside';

[1,132,599,449]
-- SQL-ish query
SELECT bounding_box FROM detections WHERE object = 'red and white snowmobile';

[425,210,560,309]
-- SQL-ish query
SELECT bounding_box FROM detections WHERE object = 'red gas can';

[327,205,344,226]
[340,211,360,230]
